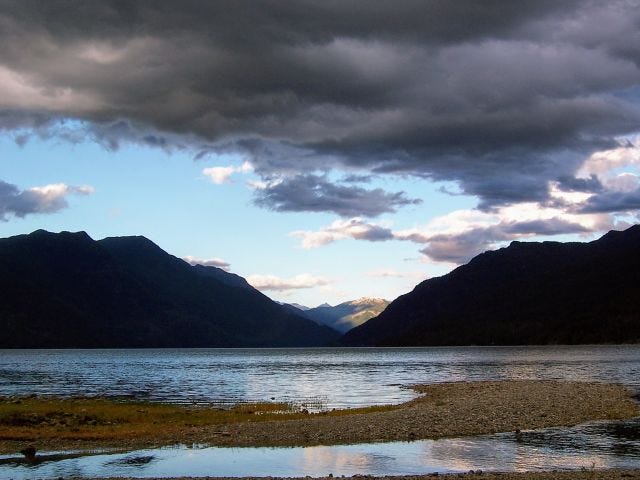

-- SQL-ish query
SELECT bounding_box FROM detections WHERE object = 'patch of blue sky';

[609,164,640,176]
[0,132,478,305]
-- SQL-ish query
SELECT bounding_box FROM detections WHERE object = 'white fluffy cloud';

[246,273,331,292]
[571,140,640,213]
[0,180,94,221]
[183,255,231,271]
[395,202,613,263]
[290,217,394,248]
[202,161,253,185]
[290,189,616,264]
[578,141,640,179]
[366,268,425,281]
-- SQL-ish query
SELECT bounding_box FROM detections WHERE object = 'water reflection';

[298,446,412,476]
[106,454,157,466]
[0,451,97,468]
[512,421,640,458]
[1,418,640,479]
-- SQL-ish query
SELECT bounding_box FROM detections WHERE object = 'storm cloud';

[254,174,420,217]
[2,1,640,214]
[580,188,640,213]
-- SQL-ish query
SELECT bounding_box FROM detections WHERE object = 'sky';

[1,1,640,307]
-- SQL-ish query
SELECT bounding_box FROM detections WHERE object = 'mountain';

[279,302,311,313]
[190,263,252,289]
[0,230,340,348]
[342,225,640,346]
[300,298,390,333]
[288,303,310,311]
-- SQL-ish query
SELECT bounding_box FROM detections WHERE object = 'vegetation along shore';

[97,471,640,480]
[0,380,637,454]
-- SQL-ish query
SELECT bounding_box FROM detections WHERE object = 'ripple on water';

[1,346,640,409]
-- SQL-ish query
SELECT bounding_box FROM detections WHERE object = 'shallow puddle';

[2,418,640,479]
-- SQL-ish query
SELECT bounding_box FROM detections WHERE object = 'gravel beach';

[183,380,640,448]
[1,380,637,454]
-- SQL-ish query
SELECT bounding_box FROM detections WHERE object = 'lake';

[2,346,640,478]
[1,345,640,409]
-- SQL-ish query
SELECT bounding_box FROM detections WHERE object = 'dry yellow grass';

[0,396,395,452]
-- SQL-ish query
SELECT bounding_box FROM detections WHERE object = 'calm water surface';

[1,346,640,408]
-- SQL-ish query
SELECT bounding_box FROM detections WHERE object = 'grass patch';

[323,405,396,416]
[0,396,398,444]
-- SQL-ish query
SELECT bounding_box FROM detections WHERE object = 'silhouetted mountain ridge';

[343,225,640,346]
[191,264,251,289]
[0,230,339,348]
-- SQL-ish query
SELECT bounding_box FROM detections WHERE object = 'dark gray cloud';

[293,214,596,262]
[501,218,591,236]
[341,174,373,184]
[291,217,394,248]
[0,179,93,220]
[419,227,509,264]
[354,224,395,242]
[254,175,421,217]
[580,188,640,213]
[556,174,604,193]
[417,218,595,263]
[1,1,640,213]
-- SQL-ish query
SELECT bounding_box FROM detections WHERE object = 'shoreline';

[1,380,638,454]
[99,472,640,480]
[199,380,640,448]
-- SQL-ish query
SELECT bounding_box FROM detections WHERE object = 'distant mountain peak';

[302,297,390,333]
[350,297,388,305]
[288,302,310,311]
